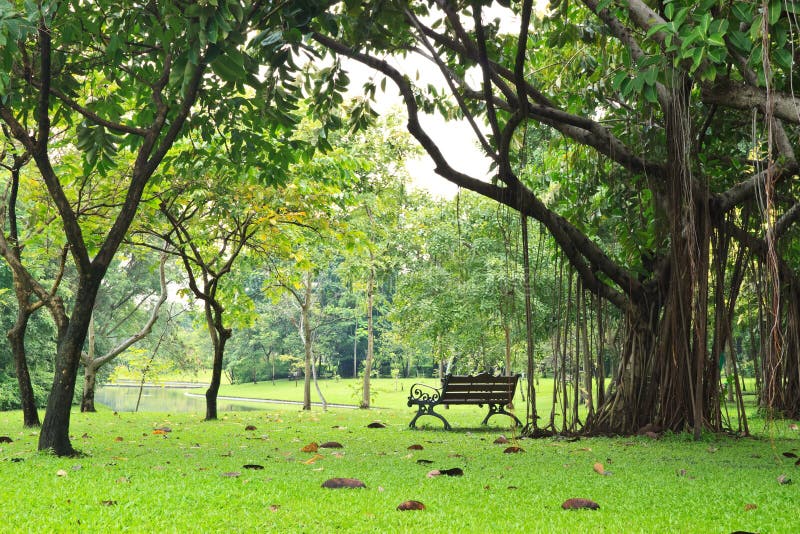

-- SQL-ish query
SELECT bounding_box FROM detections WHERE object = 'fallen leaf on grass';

[100,500,117,507]
[321,478,365,489]
[707,446,719,453]
[397,500,425,511]
[790,423,798,431]
[593,462,611,476]
[507,485,518,490]
[303,454,325,465]
[114,437,124,442]
[81,433,90,439]
[777,474,792,485]
[0,436,12,443]
[503,446,524,454]
[367,422,386,429]
[407,444,424,450]
[221,472,241,478]
[301,442,319,453]
[116,477,130,484]
[744,503,758,511]
[320,441,343,449]
[493,436,509,444]
[243,464,264,470]
[152,429,168,435]
[416,459,434,465]
[426,470,440,478]
[782,451,797,458]
[56,469,68,477]
[440,467,464,477]
[561,498,600,510]
[269,505,280,512]
[245,425,257,431]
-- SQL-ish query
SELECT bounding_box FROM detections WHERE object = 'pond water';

[95,385,264,413]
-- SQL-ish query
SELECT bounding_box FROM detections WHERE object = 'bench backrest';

[439,372,519,405]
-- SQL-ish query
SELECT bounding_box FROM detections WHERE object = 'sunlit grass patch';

[1,406,798,532]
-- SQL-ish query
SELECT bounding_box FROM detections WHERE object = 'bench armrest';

[407,383,442,406]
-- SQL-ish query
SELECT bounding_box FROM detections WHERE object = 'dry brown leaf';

[221,471,241,478]
[245,425,257,431]
[243,464,264,470]
[493,436,509,444]
[100,500,117,507]
[152,429,168,435]
[407,444,424,450]
[269,505,280,512]
[593,462,606,475]
[303,454,325,465]
[561,498,600,510]
[782,451,798,458]
[790,423,799,431]
[320,441,343,449]
[301,442,319,453]
[367,422,386,428]
[439,467,464,477]
[321,477,365,489]
[397,500,425,511]
[0,436,12,444]
[503,446,524,454]
[114,437,124,442]
[744,503,758,511]
[777,474,792,485]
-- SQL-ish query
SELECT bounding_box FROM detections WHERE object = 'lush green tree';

[315,0,800,435]
[0,0,330,454]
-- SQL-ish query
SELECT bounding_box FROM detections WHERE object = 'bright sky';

[339,2,546,199]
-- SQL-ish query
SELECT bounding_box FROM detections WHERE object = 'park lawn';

[1,406,798,533]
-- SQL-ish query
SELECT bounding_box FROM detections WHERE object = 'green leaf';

[769,0,782,25]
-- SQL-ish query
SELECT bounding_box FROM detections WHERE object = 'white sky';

[339,2,546,199]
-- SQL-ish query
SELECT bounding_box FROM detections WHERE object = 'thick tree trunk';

[38,285,99,456]
[205,303,232,421]
[591,79,718,437]
[8,312,40,427]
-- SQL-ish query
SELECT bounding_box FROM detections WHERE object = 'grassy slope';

[1,403,798,533]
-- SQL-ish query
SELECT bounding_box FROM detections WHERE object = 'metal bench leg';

[409,403,452,430]
[482,404,522,427]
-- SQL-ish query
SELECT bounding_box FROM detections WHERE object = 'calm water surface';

[95,385,262,413]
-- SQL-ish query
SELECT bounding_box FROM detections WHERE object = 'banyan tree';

[312,0,800,436]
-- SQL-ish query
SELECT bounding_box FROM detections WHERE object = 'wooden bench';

[407,372,522,430]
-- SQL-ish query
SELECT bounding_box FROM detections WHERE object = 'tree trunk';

[38,285,100,456]
[81,364,98,413]
[81,313,98,413]
[302,272,313,411]
[8,310,40,427]
[361,256,375,409]
[205,302,232,421]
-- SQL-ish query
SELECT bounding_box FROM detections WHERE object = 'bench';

[407,372,522,430]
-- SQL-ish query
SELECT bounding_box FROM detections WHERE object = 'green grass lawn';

[1,403,798,533]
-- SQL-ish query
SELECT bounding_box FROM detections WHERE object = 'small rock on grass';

[322,478,366,489]
[367,422,386,429]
